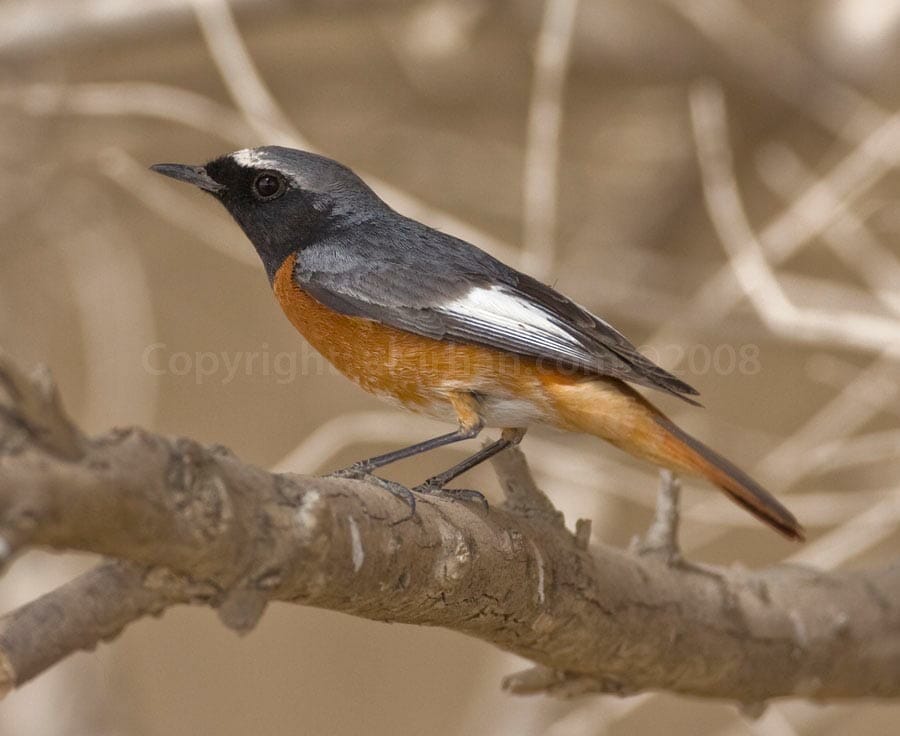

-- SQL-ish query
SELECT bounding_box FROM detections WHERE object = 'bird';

[151,146,803,540]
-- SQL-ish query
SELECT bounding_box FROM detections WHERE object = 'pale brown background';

[2,0,900,734]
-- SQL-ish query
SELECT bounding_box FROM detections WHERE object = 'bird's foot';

[327,461,373,480]
[326,466,489,514]
[326,468,416,516]
[412,482,489,511]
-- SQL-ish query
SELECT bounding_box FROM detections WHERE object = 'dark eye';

[252,171,285,201]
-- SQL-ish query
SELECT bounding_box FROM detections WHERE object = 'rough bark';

[0,352,898,707]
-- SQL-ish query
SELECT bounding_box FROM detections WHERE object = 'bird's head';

[151,146,383,280]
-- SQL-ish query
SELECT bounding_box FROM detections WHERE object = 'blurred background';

[2,0,900,733]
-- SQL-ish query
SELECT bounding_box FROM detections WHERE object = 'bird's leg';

[327,395,486,513]
[328,424,483,479]
[414,427,526,508]
[329,393,504,512]
[331,392,485,478]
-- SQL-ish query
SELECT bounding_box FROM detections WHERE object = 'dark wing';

[500,273,699,402]
[296,224,700,403]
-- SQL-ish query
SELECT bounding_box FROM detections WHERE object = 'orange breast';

[272,254,555,420]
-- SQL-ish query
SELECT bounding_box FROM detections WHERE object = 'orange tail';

[651,415,804,541]
[545,377,804,541]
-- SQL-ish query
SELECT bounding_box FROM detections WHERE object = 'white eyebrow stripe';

[230,148,277,167]
[440,285,579,347]
[230,149,307,187]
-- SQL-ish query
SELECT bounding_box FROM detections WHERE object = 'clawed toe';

[326,462,370,480]
[413,483,489,511]
[326,466,488,515]
[373,476,417,516]
[326,469,416,516]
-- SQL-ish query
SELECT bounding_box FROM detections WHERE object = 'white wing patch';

[443,285,566,336]
[441,285,586,360]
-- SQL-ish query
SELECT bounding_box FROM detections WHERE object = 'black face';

[202,156,332,282]
[152,147,386,282]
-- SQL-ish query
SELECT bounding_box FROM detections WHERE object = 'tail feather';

[543,376,804,540]
[653,416,804,541]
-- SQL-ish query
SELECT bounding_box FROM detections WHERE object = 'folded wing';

[295,228,700,403]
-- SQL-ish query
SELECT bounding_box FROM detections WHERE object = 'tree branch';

[632,470,682,562]
[1,352,899,705]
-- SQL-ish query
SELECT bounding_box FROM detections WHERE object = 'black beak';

[150,163,225,193]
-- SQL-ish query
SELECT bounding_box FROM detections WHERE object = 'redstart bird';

[151,146,803,540]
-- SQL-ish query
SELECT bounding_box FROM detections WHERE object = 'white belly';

[374,386,551,429]
[477,394,549,427]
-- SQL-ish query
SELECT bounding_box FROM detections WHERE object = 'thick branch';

[0,354,899,705]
